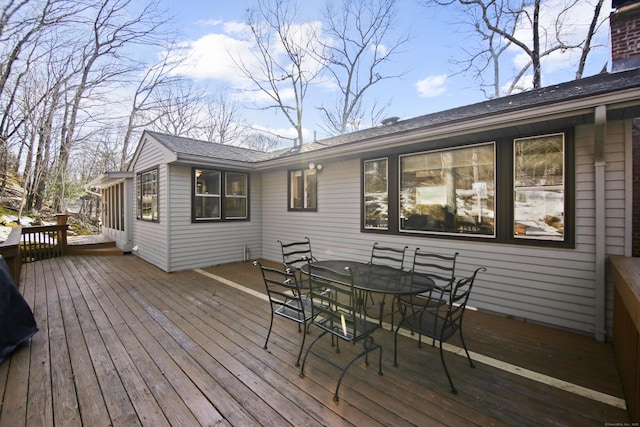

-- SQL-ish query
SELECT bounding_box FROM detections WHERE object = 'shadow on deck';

[0,255,631,426]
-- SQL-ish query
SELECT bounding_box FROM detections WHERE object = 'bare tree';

[0,0,80,103]
[120,44,184,169]
[0,0,81,167]
[234,0,323,145]
[56,0,171,204]
[146,80,208,137]
[446,1,515,98]
[201,93,245,145]
[241,131,280,152]
[317,0,409,135]
[424,0,608,95]
[0,0,175,215]
[575,0,605,80]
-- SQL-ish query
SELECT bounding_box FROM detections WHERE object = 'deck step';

[68,237,123,256]
[68,246,124,256]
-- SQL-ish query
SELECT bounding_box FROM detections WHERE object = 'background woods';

[0,0,609,224]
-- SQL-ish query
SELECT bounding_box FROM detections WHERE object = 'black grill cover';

[0,255,37,363]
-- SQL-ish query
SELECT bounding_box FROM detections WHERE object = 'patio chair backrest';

[411,249,458,289]
[278,237,316,271]
[307,263,382,342]
[257,261,306,316]
[369,242,408,270]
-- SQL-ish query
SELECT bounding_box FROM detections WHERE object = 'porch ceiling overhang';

[85,171,135,190]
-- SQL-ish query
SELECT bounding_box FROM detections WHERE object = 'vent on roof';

[381,116,400,126]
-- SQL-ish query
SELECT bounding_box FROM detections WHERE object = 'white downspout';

[594,105,607,342]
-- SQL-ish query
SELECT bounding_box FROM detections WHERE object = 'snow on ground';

[0,214,54,242]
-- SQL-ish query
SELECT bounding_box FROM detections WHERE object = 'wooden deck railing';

[20,224,69,263]
[610,255,640,422]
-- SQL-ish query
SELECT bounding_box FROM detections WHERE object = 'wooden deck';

[0,255,632,426]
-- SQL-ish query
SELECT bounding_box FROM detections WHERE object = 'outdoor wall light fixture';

[308,162,323,172]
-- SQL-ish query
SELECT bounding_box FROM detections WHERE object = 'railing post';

[56,214,69,256]
[58,224,69,256]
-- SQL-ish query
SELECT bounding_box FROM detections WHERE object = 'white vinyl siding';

[167,163,262,272]
[131,139,169,271]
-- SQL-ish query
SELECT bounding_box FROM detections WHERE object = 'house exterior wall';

[260,121,629,336]
[165,163,263,272]
[130,139,170,271]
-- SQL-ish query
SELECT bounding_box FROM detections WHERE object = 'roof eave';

[255,86,640,170]
[173,154,255,170]
[85,171,135,191]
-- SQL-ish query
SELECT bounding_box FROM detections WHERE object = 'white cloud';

[415,74,447,98]
[371,43,388,57]
[169,33,252,85]
[196,18,223,27]
[167,19,326,107]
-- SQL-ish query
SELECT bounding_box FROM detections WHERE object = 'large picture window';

[288,168,317,211]
[513,133,565,241]
[137,168,158,221]
[400,143,495,236]
[362,130,573,247]
[193,168,248,221]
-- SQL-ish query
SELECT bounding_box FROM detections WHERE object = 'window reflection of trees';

[514,134,565,240]
[364,159,388,229]
[400,144,495,235]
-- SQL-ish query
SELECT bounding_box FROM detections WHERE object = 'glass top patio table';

[300,260,435,295]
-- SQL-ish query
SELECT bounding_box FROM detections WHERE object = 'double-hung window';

[193,168,248,221]
[225,172,248,219]
[136,168,158,221]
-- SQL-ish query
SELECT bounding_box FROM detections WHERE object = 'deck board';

[0,255,632,426]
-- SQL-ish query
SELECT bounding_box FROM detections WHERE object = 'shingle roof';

[294,68,640,149]
[145,68,640,165]
[145,131,272,163]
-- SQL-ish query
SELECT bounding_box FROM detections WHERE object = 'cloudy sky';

[154,0,611,145]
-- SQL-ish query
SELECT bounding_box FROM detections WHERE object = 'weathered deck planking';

[0,255,632,426]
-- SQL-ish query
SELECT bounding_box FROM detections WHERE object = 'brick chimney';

[611,0,640,72]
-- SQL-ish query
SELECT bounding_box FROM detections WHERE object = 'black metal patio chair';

[254,261,315,367]
[398,249,459,346]
[366,242,408,327]
[393,266,486,394]
[299,261,383,402]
